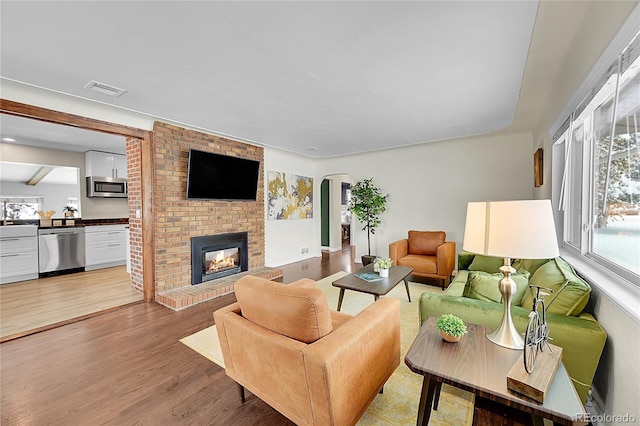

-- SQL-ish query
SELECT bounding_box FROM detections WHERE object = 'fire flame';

[206,251,236,274]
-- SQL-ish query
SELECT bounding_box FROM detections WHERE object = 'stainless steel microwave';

[86,176,128,198]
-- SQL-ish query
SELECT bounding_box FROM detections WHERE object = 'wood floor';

[0,266,143,340]
[0,248,361,425]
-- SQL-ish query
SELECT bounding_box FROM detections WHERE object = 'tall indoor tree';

[348,178,389,265]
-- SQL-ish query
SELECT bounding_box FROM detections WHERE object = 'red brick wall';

[152,122,265,294]
[126,136,144,293]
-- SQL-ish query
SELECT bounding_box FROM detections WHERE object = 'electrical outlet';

[300,246,309,255]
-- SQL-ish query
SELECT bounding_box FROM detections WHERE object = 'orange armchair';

[389,230,456,289]
[213,275,400,426]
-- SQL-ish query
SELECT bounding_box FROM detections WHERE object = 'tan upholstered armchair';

[389,230,456,289]
[213,275,401,426]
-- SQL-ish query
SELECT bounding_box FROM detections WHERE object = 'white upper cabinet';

[85,150,127,179]
[113,154,128,179]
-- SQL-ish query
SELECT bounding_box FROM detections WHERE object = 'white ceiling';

[0,114,125,186]
[0,1,636,157]
[1,114,126,154]
[0,161,79,185]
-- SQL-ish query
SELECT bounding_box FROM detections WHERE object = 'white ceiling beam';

[26,166,55,186]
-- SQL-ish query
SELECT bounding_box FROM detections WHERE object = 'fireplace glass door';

[203,247,239,277]
[191,232,248,285]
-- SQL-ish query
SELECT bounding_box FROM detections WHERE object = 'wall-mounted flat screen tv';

[186,149,260,201]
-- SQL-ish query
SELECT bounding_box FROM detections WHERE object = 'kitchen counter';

[3,218,128,228]
[81,218,129,226]
[1,219,130,282]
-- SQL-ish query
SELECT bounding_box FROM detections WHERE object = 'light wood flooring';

[0,266,143,340]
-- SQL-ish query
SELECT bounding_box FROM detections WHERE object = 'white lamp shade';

[463,200,559,259]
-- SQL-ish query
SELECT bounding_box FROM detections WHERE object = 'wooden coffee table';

[331,264,413,311]
[405,317,587,426]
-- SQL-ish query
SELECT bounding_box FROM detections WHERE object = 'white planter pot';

[379,268,389,278]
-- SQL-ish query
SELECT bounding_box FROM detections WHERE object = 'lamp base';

[487,320,524,350]
[487,259,523,350]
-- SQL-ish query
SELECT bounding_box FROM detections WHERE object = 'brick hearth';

[157,266,283,311]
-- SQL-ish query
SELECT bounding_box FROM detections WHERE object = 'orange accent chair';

[213,275,401,426]
[389,230,456,289]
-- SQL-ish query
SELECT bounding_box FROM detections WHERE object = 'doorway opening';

[0,100,152,341]
[320,174,355,253]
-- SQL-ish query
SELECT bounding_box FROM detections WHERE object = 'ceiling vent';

[83,80,127,97]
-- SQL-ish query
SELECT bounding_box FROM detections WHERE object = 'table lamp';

[463,200,559,349]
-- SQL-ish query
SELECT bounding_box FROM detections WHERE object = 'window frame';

[1,196,44,221]
[554,52,639,287]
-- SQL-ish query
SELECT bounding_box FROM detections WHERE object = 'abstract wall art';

[267,171,313,220]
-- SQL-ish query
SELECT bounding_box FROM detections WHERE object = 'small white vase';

[379,268,389,278]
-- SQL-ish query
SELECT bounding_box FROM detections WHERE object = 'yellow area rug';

[180,271,474,425]
[180,324,226,369]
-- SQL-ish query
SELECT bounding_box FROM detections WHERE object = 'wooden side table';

[405,317,587,426]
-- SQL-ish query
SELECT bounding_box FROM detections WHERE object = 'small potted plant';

[63,205,77,218]
[373,257,393,277]
[435,314,467,343]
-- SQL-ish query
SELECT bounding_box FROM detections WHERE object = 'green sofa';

[419,252,607,402]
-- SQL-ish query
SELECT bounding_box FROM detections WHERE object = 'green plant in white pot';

[373,257,392,277]
[435,314,468,343]
[347,178,389,266]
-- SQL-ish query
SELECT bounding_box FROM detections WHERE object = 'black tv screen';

[186,149,260,201]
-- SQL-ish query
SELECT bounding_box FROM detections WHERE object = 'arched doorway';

[320,174,355,252]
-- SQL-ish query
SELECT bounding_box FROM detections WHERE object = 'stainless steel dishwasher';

[38,227,86,275]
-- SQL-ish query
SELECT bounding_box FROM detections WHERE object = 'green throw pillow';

[519,257,591,316]
[468,255,505,274]
[458,251,477,271]
[464,270,530,305]
[512,258,551,276]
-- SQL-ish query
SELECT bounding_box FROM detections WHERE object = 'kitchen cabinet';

[0,225,38,284]
[85,150,127,179]
[85,224,127,271]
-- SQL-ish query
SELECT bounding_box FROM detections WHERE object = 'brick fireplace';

[151,122,281,309]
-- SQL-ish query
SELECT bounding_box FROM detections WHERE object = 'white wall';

[589,286,640,425]
[0,181,80,217]
[532,135,553,200]
[0,143,128,219]
[317,132,534,262]
[263,147,319,267]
